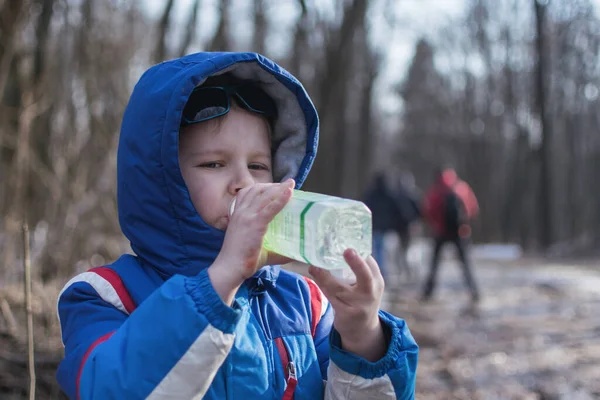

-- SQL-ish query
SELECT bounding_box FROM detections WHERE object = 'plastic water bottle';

[230,189,372,278]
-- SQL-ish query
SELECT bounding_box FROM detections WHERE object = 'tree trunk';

[534,0,553,250]
[178,0,201,57]
[154,0,176,63]
[307,0,368,196]
[251,0,267,55]
[289,0,309,80]
[208,0,232,52]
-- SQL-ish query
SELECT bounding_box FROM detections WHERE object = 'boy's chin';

[212,216,229,231]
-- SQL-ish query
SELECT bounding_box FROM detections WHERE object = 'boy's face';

[178,106,273,230]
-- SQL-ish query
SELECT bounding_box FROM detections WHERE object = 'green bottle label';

[299,201,315,264]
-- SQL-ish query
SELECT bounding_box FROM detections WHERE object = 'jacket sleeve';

[325,311,419,400]
[57,268,241,400]
[304,277,333,379]
[314,302,334,378]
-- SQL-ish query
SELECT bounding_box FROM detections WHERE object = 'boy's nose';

[229,169,255,195]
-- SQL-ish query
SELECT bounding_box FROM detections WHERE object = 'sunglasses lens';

[235,85,277,118]
[182,87,229,125]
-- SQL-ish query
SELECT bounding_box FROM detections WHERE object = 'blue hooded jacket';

[56,52,418,400]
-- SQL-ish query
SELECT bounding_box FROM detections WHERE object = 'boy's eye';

[199,162,223,168]
[249,163,270,171]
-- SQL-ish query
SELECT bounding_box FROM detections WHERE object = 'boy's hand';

[309,250,387,362]
[208,179,294,305]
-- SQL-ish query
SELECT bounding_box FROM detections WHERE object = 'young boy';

[57,52,418,399]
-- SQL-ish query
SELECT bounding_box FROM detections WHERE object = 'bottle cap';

[229,198,237,217]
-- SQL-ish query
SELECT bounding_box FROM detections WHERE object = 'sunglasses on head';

[181,84,278,126]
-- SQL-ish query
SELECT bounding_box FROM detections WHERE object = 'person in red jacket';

[421,167,480,302]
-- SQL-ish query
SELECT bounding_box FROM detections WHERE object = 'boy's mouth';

[221,215,230,230]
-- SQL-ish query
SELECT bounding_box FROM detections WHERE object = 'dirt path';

[383,255,600,399]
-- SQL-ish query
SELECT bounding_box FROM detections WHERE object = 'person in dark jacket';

[363,172,403,279]
[392,174,421,280]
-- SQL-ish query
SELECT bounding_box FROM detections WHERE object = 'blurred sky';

[141,0,600,117]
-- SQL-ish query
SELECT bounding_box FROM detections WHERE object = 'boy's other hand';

[209,179,294,305]
[309,250,387,362]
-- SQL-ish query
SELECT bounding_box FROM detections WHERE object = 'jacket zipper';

[275,337,297,400]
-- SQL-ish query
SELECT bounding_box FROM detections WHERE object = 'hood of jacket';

[117,52,319,278]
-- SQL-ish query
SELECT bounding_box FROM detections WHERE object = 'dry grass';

[0,280,65,399]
